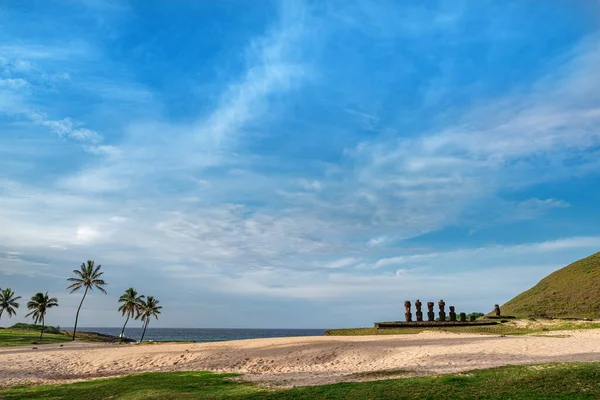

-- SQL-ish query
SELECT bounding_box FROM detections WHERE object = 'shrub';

[9,323,61,334]
[467,312,485,320]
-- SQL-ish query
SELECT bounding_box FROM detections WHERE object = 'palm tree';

[0,288,22,322]
[67,260,107,340]
[25,292,59,342]
[136,296,162,343]
[118,288,144,341]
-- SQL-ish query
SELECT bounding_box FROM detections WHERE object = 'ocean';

[78,327,327,343]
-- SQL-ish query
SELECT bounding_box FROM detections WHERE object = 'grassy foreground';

[3,363,600,399]
[326,319,600,336]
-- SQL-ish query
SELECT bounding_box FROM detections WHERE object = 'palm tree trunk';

[40,317,45,342]
[72,287,89,340]
[140,320,149,343]
[120,313,130,342]
[0,309,3,321]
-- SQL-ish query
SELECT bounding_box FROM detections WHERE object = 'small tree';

[25,292,59,342]
[67,260,107,340]
[136,296,162,343]
[0,288,21,322]
[118,288,144,341]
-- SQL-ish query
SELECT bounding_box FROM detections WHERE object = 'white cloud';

[0,78,30,89]
[299,179,323,191]
[325,257,357,269]
[85,145,121,157]
[371,236,600,271]
[37,117,103,143]
[75,226,102,244]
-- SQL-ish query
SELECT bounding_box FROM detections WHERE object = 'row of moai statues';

[404,300,476,322]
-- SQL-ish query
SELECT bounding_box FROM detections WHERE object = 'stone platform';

[375,321,498,329]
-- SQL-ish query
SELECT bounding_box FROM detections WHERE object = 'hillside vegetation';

[501,252,600,318]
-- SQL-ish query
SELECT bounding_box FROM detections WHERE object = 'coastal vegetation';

[25,292,59,342]
[2,362,600,399]
[0,260,162,344]
[0,288,21,322]
[137,296,162,342]
[0,327,71,346]
[501,251,600,318]
[67,260,107,341]
[0,325,128,346]
[9,323,61,334]
[118,288,145,341]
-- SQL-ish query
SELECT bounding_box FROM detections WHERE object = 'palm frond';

[67,283,83,293]
[92,264,103,277]
[95,285,108,294]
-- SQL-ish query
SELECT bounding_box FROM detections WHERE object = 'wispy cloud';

[372,236,600,270]
[0,44,112,154]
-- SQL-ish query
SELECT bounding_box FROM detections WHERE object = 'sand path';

[2,330,600,388]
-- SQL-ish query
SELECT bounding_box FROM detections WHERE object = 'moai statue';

[469,315,476,322]
[427,302,435,322]
[460,312,467,322]
[438,299,446,322]
[415,299,423,322]
[449,306,457,322]
[494,304,501,317]
[404,300,412,322]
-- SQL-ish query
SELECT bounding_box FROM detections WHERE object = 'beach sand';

[2,329,600,388]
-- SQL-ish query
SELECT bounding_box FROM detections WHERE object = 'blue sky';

[1,0,600,329]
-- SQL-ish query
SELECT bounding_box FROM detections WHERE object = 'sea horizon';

[73,327,328,343]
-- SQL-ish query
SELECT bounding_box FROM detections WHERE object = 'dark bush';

[10,323,61,334]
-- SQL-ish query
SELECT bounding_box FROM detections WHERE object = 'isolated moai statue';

[415,299,423,322]
[460,312,467,322]
[427,302,435,322]
[449,306,457,322]
[494,304,501,317]
[438,300,446,322]
[405,300,412,322]
[469,315,476,322]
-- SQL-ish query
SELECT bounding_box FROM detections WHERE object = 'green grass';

[501,251,600,319]
[3,363,600,399]
[0,329,72,346]
[325,319,600,336]
[0,328,124,346]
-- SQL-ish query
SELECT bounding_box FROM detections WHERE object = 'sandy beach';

[2,329,600,388]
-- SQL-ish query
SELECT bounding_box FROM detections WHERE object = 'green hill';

[501,252,600,318]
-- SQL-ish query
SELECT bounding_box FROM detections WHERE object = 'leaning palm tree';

[136,296,162,343]
[67,260,107,340]
[0,288,22,322]
[118,288,144,341]
[25,292,59,342]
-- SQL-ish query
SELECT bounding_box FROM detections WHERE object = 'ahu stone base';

[374,321,499,328]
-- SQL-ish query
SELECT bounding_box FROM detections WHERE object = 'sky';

[1,0,600,329]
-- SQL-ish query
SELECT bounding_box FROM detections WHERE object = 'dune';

[3,330,600,388]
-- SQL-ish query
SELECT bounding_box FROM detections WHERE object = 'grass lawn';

[0,329,72,346]
[326,319,600,336]
[0,328,123,346]
[2,362,600,399]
